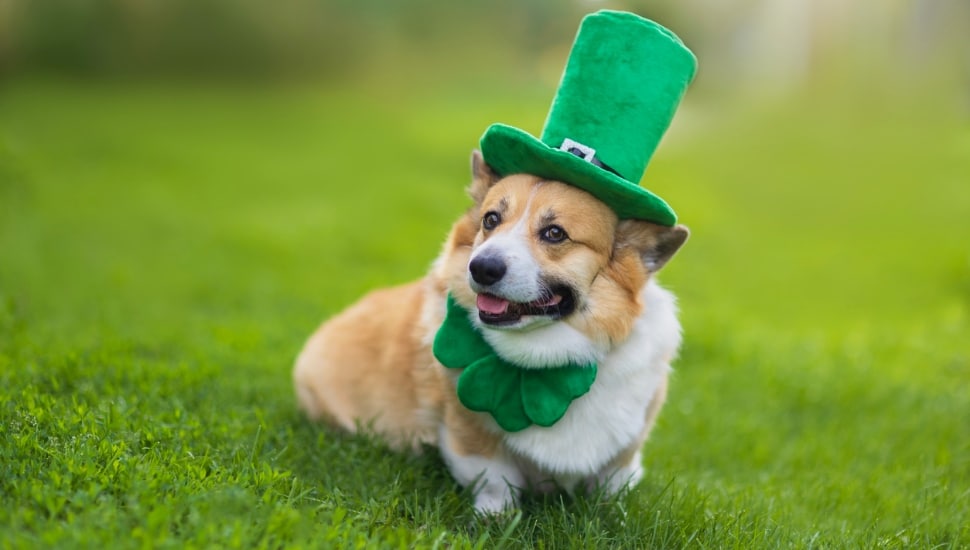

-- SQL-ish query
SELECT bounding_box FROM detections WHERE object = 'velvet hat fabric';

[480,10,697,225]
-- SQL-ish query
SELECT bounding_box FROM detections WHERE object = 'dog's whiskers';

[536,281,555,303]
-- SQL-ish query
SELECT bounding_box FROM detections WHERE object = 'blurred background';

[1,0,967,98]
[1,0,968,339]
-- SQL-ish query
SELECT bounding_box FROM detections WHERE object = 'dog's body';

[294,153,687,513]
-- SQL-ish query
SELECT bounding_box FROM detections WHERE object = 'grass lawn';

[1,78,968,548]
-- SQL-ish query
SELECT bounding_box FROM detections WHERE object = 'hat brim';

[480,123,677,225]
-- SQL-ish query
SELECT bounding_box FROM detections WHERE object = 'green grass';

[1,78,968,548]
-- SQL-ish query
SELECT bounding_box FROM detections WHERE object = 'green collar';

[432,294,597,432]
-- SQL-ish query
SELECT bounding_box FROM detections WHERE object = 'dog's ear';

[614,221,689,272]
[467,150,500,206]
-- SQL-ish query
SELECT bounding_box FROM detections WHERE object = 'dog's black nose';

[469,256,506,286]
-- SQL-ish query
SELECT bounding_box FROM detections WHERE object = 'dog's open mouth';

[476,286,576,326]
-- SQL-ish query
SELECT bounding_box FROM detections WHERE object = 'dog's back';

[293,280,446,450]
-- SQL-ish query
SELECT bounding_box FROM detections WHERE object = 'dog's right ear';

[467,150,500,206]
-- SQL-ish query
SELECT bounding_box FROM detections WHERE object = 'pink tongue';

[477,293,510,315]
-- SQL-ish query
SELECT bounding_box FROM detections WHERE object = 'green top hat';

[480,10,697,225]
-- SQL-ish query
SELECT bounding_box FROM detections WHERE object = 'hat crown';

[539,11,696,182]
[478,10,696,224]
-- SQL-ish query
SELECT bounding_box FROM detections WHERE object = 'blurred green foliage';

[2,0,966,116]
[0,0,591,79]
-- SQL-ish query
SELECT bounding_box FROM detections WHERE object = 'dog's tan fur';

[294,151,687,512]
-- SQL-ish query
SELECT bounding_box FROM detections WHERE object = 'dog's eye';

[540,225,568,243]
[482,211,501,230]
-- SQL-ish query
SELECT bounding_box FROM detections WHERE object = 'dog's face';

[468,175,615,329]
[460,151,689,346]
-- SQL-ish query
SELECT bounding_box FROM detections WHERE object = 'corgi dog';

[293,151,688,513]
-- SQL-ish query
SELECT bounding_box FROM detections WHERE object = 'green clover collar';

[432,294,597,432]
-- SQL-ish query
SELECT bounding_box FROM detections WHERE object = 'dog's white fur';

[498,282,678,475]
[294,152,687,513]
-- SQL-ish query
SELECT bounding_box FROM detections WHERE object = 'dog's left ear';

[467,150,500,206]
[615,220,690,272]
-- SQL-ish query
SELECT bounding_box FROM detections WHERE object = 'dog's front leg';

[438,424,523,514]
[588,374,668,495]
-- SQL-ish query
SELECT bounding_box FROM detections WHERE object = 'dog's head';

[438,151,688,360]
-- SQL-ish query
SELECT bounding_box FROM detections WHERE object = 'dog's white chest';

[501,282,680,475]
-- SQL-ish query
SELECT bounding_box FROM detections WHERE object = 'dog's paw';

[587,454,644,496]
[473,485,518,515]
